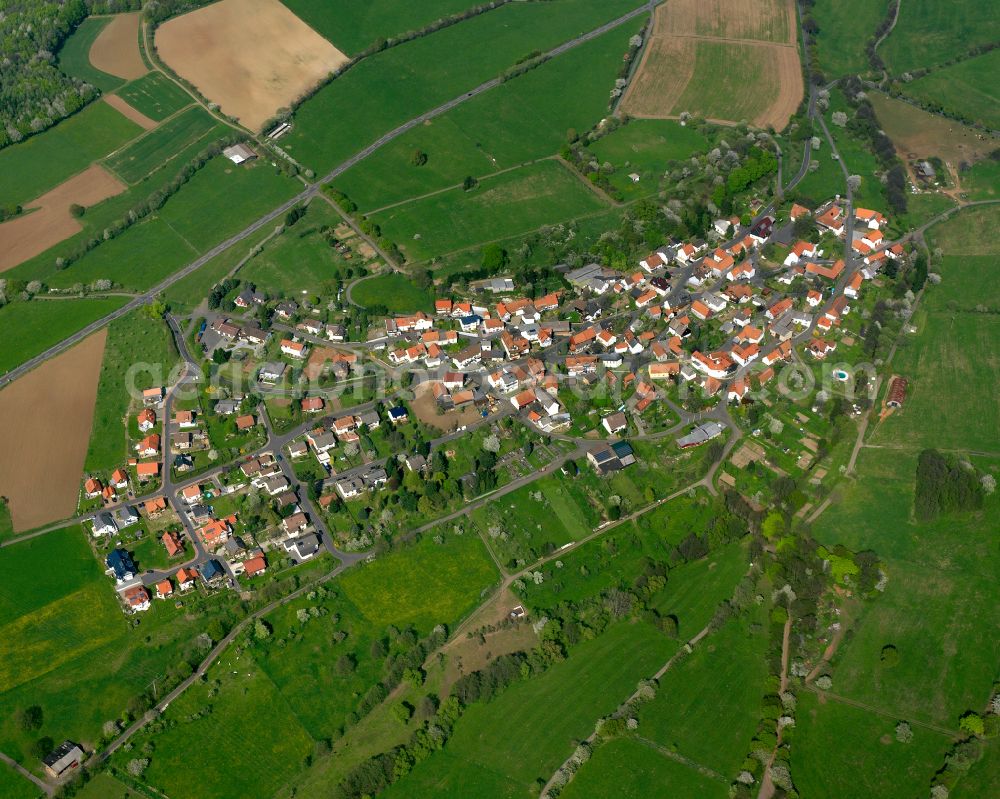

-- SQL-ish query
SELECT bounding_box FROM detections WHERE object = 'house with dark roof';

[106,549,137,583]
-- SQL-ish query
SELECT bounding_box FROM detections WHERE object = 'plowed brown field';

[89,12,147,80]
[0,330,107,531]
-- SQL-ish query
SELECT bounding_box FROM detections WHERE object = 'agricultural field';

[104,106,229,184]
[869,205,1000,451]
[881,0,1000,73]
[901,49,1000,131]
[283,0,643,172]
[329,19,642,210]
[0,331,106,532]
[561,737,728,799]
[0,164,125,273]
[57,16,127,93]
[114,72,193,121]
[621,0,802,129]
[86,11,146,81]
[0,296,126,376]
[811,0,890,78]
[281,0,485,55]
[371,160,608,262]
[85,311,180,474]
[0,100,142,208]
[155,0,349,130]
[350,273,434,314]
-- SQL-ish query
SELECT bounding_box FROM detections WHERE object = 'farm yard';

[880,0,1000,73]
[0,164,125,272]
[282,0,643,172]
[329,19,642,211]
[0,331,106,531]
[371,159,609,262]
[621,0,802,128]
[155,0,349,130]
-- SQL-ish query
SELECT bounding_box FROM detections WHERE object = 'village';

[74,193,909,618]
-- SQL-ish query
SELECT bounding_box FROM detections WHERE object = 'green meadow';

[281,0,484,55]
[0,297,128,376]
[903,48,1000,131]
[114,72,192,121]
[371,159,608,261]
[350,273,434,314]
[330,20,642,210]
[881,0,1000,73]
[85,310,180,474]
[284,0,644,173]
[811,0,891,78]
[0,101,142,207]
[57,17,127,93]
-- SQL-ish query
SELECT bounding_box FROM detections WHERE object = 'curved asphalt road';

[0,1,658,392]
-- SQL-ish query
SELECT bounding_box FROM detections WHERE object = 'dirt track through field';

[89,12,147,80]
[0,330,107,531]
[102,94,157,130]
[155,0,349,130]
[623,0,802,129]
[0,165,125,272]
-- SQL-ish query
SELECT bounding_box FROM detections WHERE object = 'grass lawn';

[0,297,128,376]
[338,531,499,633]
[282,0,484,55]
[0,760,39,799]
[902,49,1000,130]
[881,0,1000,73]
[47,216,197,292]
[73,772,133,799]
[372,160,608,262]
[638,609,770,777]
[383,620,676,798]
[85,310,179,473]
[0,101,142,207]
[57,17,127,93]
[587,119,711,199]
[794,146,848,206]
[236,200,347,296]
[812,0,890,78]
[561,737,729,799]
[114,72,193,121]
[0,500,13,543]
[793,691,954,798]
[350,273,434,313]
[156,157,300,253]
[330,19,642,211]
[283,0,644,172]
[104,106,227,184]
[961,155,1000,201]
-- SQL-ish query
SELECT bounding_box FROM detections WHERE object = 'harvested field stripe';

[102,95,157,130]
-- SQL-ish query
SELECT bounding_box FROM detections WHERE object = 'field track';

[0,330,107,531]
[0,165,125,272]
[88,12,146,80]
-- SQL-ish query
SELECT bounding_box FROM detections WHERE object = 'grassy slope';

[57,16,127,93]
[330,19,641,211]
[903,49,1000,130]
[881,0,1000,73]
[561,737,729,799]
[812,0,889,78]
[281,0,483,55]
[0,101,142,207]
[0,297,128,376]
[283,0,643,173]
[114,72,192,121]
[85,311,179,473]
[371,159,607,262]
[104,106,227,184]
